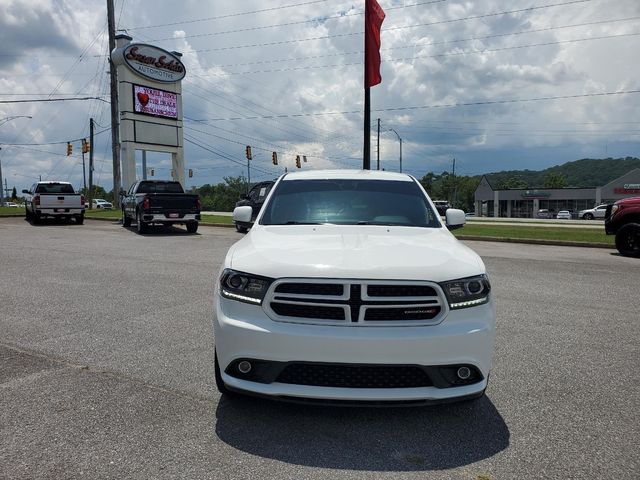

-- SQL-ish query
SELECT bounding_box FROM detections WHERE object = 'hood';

[228,225,484,282]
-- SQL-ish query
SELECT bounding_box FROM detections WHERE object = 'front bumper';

[214,295,495,402]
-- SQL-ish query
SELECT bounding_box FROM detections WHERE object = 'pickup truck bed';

[121,180,201,234]
[22,181,85,224]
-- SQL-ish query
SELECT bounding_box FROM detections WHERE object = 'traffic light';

[188,168,193,178]
[245,145,252,160]
[295,155,301,169]
[66,142,72,156]
[150,169,154,176]
[303,155,307,163]
[272,151,278,165]
[81,139,89,154]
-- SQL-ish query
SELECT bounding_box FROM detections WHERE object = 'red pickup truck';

[605,196,640,257]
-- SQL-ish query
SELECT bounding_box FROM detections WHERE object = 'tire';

[122,209,131,227]
[25,207,31,221]
[76,214,84,225]
[615,223,640,257]
[32,212,41,224]
[583,213,594,220]
[235,223,248,233]
[186,222,198,234]
[214,350,236,397]
[136,210,147,234]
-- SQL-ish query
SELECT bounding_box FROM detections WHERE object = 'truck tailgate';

[147,194,199,211]
[39,194,83,209]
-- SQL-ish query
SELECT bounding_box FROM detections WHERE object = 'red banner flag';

[365,0,385,88]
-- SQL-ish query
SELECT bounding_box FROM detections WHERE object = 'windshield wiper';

[283,221,322,225]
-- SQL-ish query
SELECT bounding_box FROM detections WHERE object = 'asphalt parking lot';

[1,217,638,479]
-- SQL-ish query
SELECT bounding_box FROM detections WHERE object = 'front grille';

[266,279,445,325]
[270,303,345,320]
[276,363,433,388]
[275,283,343,296]
[364,306,441,321]
[367,285,437,297]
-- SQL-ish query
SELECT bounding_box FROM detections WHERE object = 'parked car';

[121,180,201,234]
[604,196,640,257]
[216,170,495,405]
[233,181,275,233]
[465,212,476,219]
[556,210,571,220]
[432,200,451,216]
[536,209,552,219]
[579,204,608,220]
[22,181,85,224]
[4,202,19,208]
[92,199,113,210]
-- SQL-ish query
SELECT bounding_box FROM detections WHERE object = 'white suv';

[215,170,495,405]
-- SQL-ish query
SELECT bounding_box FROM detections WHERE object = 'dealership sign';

[123,44,185,83]
[614,183,640,194]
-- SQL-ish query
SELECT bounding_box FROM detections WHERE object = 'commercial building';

[474,168,640,218]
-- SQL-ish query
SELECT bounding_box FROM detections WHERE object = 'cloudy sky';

[1,0,639,193]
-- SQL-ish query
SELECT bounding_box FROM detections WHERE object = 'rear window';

[35,183,75,194]
[260,179,440,227]
[137,182,184,194]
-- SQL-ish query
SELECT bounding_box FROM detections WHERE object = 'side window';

[248,187,260,202]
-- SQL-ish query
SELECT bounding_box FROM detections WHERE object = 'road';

[1,217,638,479]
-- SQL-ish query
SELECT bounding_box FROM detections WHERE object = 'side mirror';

[233,206,253,224]
[445,209,466,230]
[22,189,30,194]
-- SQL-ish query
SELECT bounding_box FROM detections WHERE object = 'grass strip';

[453,223,613,245]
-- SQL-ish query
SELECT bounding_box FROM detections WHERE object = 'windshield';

[260,179,440,227]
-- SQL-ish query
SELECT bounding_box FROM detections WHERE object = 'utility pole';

[107,0,121,207]
[82,146,87,192]
[376,118,381,170]
[142,151,147,180]
[0,156,4,207]
[452,157,456,206]
[89,118,94,209]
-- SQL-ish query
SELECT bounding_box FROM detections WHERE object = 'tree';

[543,172,568,188]
[11,187,17,200]
[495,177,528,189]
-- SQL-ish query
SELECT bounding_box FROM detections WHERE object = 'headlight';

[611,205,619,215]
[220,269,273,305]
[440,274,491,309]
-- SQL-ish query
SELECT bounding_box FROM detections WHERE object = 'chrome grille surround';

[264,278,448,326]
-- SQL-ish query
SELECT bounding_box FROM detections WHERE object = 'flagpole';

[363,1,371,170]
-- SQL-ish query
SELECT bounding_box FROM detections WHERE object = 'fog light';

[457,366,471,380]
[237,361,252,374]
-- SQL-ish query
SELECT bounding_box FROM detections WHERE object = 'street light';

[0,115,32,206]
[387,128,403,173]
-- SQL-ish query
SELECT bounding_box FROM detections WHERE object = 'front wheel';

[583,213,594,220]
[615,223,640,257]
[186,222,198,234]
[122,209,131,227]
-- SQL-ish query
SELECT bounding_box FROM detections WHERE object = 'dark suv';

[605,196,640,257]
[234,181,275,233]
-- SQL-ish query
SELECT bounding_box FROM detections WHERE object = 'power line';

[124,0,330,30]
[0,97,109,104]
[207,16,640,68]
[149,0,447,42]
[156,0,592,50]
[189,90,640,122]
[209,32,640,77]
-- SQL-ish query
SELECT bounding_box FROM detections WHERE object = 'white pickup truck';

[214,170,496,405]
[22,181,85,224]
